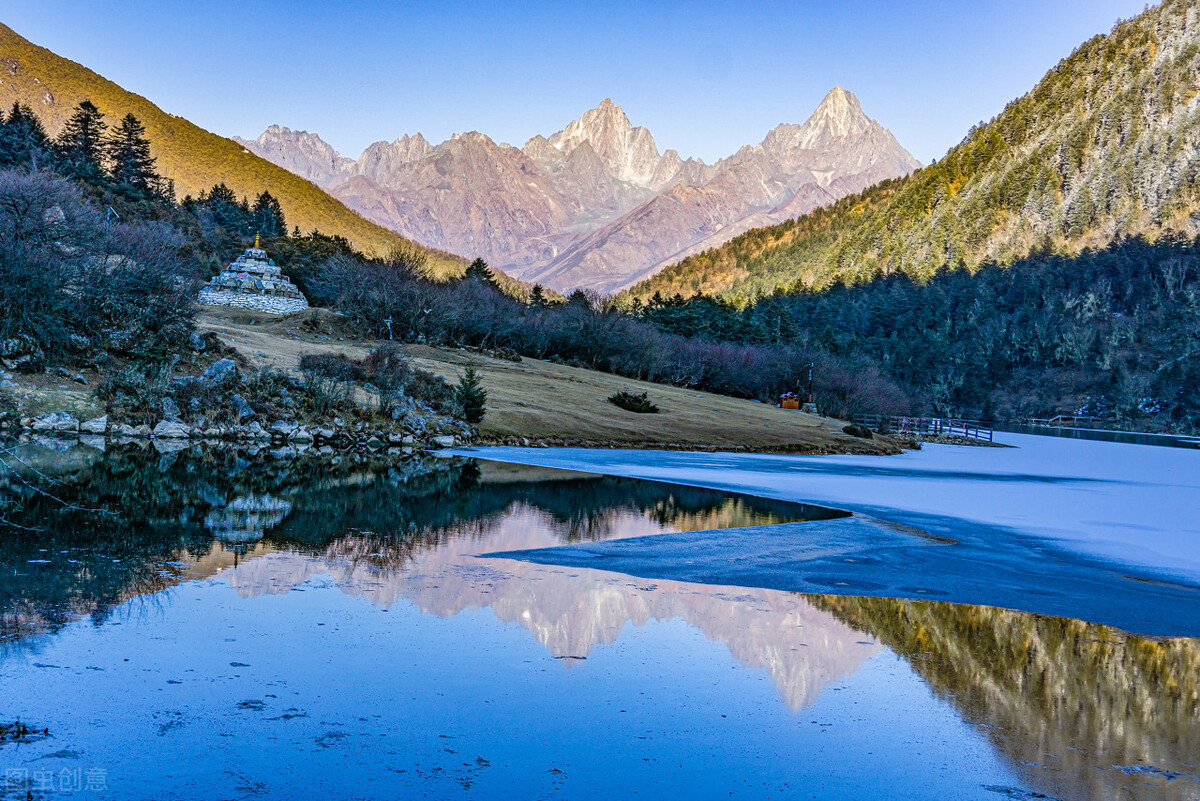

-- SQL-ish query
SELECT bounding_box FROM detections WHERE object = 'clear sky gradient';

[4,0,1151,164]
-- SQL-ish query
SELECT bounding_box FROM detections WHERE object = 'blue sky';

[4,0,1150,164]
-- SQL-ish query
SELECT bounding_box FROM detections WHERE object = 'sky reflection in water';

[0,444,1197,800]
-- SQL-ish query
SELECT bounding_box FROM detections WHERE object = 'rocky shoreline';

[1,348,479,459]
[1,411,472,456]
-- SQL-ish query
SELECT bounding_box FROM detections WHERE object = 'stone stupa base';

[198,289,309,315]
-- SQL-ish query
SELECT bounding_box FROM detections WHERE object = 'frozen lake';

[461,432,1200,635]
[0,438,1197,800]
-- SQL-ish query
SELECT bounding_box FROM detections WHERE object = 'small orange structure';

[780,392,801,410]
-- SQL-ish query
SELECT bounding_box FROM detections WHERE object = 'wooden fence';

[851,415,995,443]
[1029,415,1100,427]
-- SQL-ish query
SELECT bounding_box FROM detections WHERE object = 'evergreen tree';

[454,366,488,424]
[0,103,50,168]
[156,177,177,205]
[201,183,251,233]
[529,284,546,307]
[464,257,498,287]
[205,182,237,204]
[251,191,287,237]
[1066,186,1096,238]
[54,100,107,183]
[106,113,158,197]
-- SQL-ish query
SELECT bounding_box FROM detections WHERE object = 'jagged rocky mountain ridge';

[237,89,919,293]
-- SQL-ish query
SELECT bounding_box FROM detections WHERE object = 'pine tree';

[55,100,108,183]
[529,284,546,307]
[106,113,158,196]
[0,103,50,168]
[464,257,498,287]
[156,177,177,205]
[454,366,488,424]
[202,183,251,233]
[251,191,287,237]
[206,183,238,205]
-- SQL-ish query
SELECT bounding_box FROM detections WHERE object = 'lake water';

[1,438,1197,800]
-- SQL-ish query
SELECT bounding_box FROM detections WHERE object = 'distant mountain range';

[238,88,919,293]
[0,23,459,270]
[629,0,1200,303]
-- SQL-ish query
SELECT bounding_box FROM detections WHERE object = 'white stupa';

[198,235,309,315]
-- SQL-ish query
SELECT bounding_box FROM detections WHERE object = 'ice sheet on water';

[455,433,1200,631]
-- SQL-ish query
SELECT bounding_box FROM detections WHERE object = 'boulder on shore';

[31,412,78,433]
[152,420,192,439]
[245,421,271,440]
[232,394,256,421]
[201,359,238,387]
[269,420,299,438]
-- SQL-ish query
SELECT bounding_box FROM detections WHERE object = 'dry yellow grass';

[197,308,898,455]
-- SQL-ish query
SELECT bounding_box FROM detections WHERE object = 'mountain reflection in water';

[1,443,1198,800]
[199,521,880,713]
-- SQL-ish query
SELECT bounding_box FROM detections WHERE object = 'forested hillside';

[629,0,1200,303]
[638,236,1200,430]
[0,22,460,269]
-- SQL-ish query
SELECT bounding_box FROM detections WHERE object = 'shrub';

[405,368,455,413]
[95,363,173,423]
[171,374,232,422]
[298,353,366,383]
[0,390,17,420]
[242,368,300,420]
[0,171,201,366]
[306,253,908,412]
[608,391,659,414]
[299,355,360,417]
[842,423,874,439]
[363,344,413,411]
[297,348,461,418]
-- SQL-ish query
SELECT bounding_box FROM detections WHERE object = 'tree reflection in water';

[0,442,837,644]
[816,596,1200,801]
